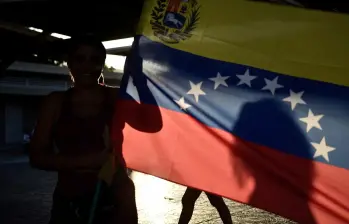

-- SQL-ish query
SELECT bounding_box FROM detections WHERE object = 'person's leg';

[206,193,233,224]
[178,187,202,224]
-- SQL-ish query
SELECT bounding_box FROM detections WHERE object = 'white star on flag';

[209,72,229,90]
[261,76,284,95]
[236,69,257,87]
[187,81,206,103]
[299,109,324,132]
[174,97,191,111]
[311,137,336,162]
[283,90,306,110]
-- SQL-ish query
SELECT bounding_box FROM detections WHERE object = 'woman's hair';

[66,34,107,86]
[66,34,107,61]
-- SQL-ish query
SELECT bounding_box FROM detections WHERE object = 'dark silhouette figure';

[29,35,162,224]
[178,187,233,224]
[230,99,315,224]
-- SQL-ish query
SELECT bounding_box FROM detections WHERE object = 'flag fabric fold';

[112,1,349,223]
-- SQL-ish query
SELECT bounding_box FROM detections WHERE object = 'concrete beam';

[0,20,56,41]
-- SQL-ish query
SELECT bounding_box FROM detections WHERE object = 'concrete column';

[5,103,23,144]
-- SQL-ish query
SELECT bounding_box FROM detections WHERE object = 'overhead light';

[28,26,132,49]
[28,27,43,33]
[28,27,71,39]
[51,33,71,40]
[103,37,134,50]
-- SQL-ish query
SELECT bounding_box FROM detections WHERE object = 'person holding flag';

[29,34,162,223]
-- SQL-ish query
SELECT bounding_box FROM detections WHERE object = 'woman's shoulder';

[103,85,120,102]
[41,91,67,112]
[46,90,66,100]
[34,91,67,128]
[45,91,66,104]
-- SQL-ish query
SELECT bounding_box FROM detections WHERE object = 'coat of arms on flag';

[150,0,200,44]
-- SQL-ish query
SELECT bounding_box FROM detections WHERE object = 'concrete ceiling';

[0,0,145,40]
[0,0,145,75]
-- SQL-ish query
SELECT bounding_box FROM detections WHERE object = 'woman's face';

[69,44,105,87]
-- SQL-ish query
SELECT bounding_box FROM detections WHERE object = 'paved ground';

[0,149,295,224]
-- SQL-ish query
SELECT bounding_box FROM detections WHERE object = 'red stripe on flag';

[113,100,349,224]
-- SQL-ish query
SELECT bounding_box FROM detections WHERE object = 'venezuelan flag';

[112,0,349,223]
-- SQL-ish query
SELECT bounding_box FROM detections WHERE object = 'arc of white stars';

[209,72,229,90]
[299,109,324,132]
[236,69,257,87]
[174,97,191,111]
[187,81,206,103]
[283,90,306,110]
[261,76,284,95]
[311,137,336,162]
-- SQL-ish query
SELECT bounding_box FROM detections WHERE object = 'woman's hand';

[79,149,110,170]
[76,125,114,172]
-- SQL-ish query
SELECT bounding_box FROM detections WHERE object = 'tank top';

[53,87,114,197]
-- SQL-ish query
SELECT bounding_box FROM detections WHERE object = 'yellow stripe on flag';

[138,0,349,87]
